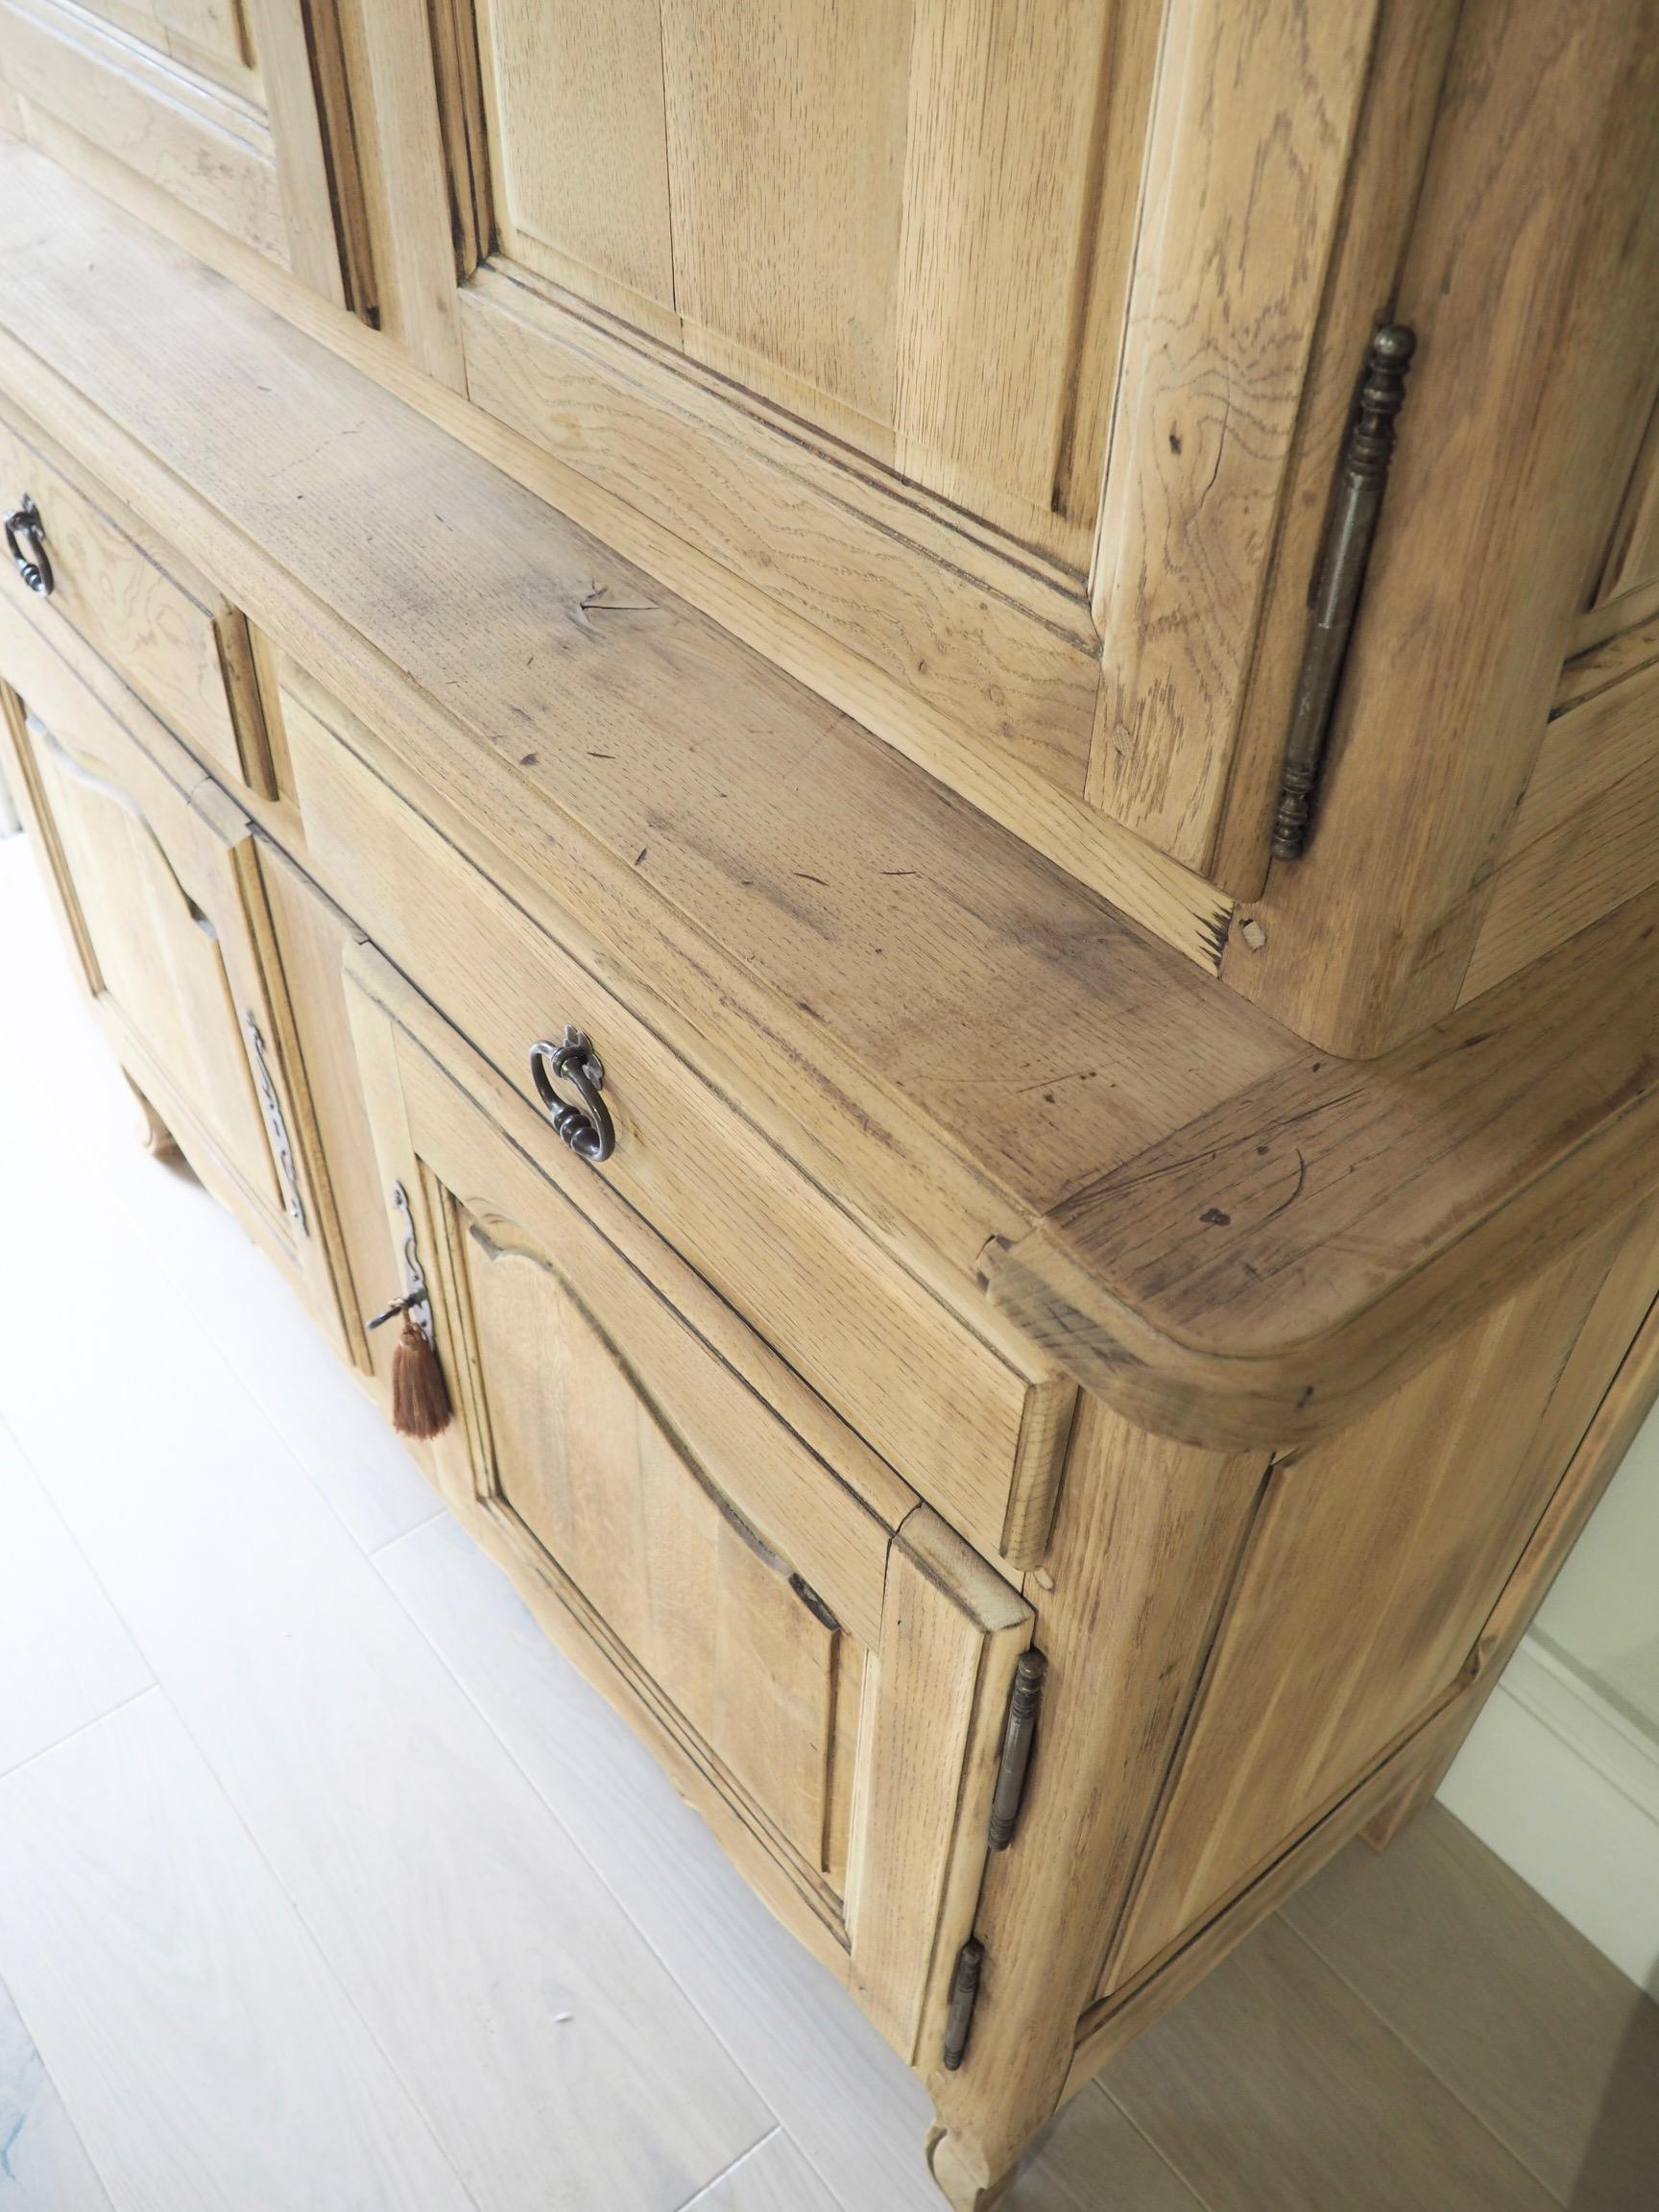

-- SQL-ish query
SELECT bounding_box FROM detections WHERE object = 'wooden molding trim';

[988,886,1659,1445]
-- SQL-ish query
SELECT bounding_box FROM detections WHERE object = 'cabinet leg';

[124,1073,181,1165]
[926,2127,1016,2210]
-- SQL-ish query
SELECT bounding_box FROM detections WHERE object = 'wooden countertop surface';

[3,139,1655,1447]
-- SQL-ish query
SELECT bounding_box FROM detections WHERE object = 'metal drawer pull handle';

[5,494,53,596]
[529,1026,615,1163]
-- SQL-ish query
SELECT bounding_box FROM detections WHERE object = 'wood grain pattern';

[1088,0,1379,867]
[456,268,1103,802]
[376,1512,948,2212]
[347,944,1034,2057]
[0,1110,777,2211]
[1103,1914,1559,2212]
[0,405,258,796]
[1364,1201,1659,1847]
[0,620,346,1337]
[459,1203,860,1886]
[1459,647,1659,1000]
[850,1509,1030,2063]
[661,0,906,447]
[0,0,288,261]
[474,0,675,326]
[387,1025,907,1655]
[1225,0,1659,1052]
[330,0,467,384]
[0,133,1241,976]
[890,0,1145,554]
[1211,0,1459,895]
[283,672,1073,1566]
[930,1399,1267,2177]
[1102,1219,1650,1987]
[1286,1804,1659,2212]
[0,148,1286,1295]
[242,0,348,304]
[1594,382,1659,612]
[1063,1689,1472,2101]
[990,885,1659,1443]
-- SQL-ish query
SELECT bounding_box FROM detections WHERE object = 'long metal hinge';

[942,1936,984,2071]
[987,1647,1046,1851]
[242,1009,307,1234]
[1272,322,1417,861]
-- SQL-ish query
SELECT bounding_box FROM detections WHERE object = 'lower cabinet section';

[0,655,345,1347]
[7,493,1659,2203]
[341,938,1034,2065]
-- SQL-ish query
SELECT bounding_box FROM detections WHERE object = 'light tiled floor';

[1,830,1655,2212]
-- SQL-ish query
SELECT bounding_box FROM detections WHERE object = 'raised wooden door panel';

[0,0,358,304]
[343,940,1033,2059]
[397,0,1396,956]
[1095,1202,1659,1996]
[0,657,346,1344]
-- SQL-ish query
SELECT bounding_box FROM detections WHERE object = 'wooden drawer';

[344,940,1033,2059]
[0,411,275,799]
[281,671,1075,1566]
[0,611,345,1350]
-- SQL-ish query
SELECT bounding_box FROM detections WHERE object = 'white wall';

[1439,1403,1659,1997]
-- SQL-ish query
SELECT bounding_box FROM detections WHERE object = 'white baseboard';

[1437,1635,1659,1997]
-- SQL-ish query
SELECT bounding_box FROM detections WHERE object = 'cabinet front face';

[0,669,339,1330]
[0,0,357,304]
[345,950,1032,2061]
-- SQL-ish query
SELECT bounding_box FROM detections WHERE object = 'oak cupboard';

[1,7,1658,2205]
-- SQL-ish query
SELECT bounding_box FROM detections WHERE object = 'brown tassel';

[391,1313,451,1439]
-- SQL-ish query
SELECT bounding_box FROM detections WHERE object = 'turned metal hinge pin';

[988,1648,1046,1851]
[1272,322,1417,861]
[942,1937,984,2072]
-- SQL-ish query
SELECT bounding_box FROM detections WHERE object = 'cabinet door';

[344,939,1033,2062]
[369,0,1395,956]
[0,667,345,1344]
[0,0,359,305]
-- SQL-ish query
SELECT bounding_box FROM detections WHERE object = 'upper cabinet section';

[396,0,1401,965]
[0,0,364,307]
[10,0,1657,1053]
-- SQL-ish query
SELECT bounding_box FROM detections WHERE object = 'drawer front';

[344,941,1032,2059]
[0,624,345,1348]
[282,671,1073,1565]
[0,415,274,799]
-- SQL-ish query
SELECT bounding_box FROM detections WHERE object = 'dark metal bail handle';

[4,494,53,596]
[529,1026,615,1163]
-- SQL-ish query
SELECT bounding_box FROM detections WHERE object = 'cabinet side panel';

[1102,1206,1659,1992]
